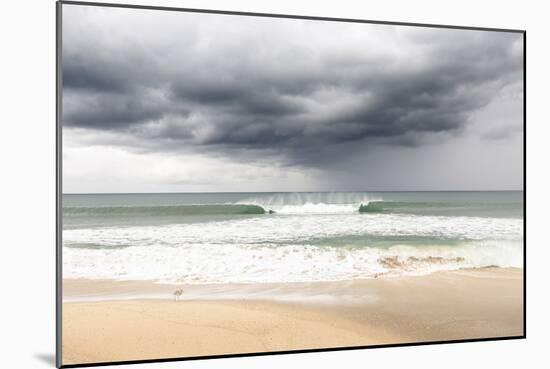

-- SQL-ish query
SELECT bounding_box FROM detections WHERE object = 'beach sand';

[62,268,523,365]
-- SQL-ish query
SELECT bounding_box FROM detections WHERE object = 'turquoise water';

[62,191,524,284]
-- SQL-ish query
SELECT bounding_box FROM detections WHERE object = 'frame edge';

[56,0,63,367]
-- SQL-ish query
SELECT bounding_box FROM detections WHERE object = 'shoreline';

[63,267,522,302]
[62,267,523,365]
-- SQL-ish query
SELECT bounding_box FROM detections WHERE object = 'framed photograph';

[57,1,525,367]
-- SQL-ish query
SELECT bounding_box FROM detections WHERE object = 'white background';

[0,0,547,368]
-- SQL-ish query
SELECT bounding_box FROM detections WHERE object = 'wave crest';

[270,203,359,214]
[64,204,267,216]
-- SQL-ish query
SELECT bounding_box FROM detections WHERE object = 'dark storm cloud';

[62,7,523,167]
[63,54,132,93]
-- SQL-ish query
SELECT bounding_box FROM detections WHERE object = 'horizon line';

[62,189,525,195]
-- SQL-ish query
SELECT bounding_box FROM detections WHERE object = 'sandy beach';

[61,267,523,365]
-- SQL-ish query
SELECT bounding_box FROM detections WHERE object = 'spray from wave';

[238,192,379,215]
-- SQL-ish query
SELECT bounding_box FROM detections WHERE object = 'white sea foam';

[240,192,378,215]
[63,213,523,284]
[263,203,358,214]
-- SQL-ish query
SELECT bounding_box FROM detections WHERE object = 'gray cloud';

[62,6,523,170]
[482,123,523,140]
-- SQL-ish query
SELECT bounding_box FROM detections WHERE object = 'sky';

[62,4,524,193]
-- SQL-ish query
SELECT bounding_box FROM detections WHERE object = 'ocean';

[62,191,524,284]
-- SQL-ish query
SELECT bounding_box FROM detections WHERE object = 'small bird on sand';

[173,289,184,301]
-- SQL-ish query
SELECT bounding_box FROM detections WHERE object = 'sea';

[62,191,524,284]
